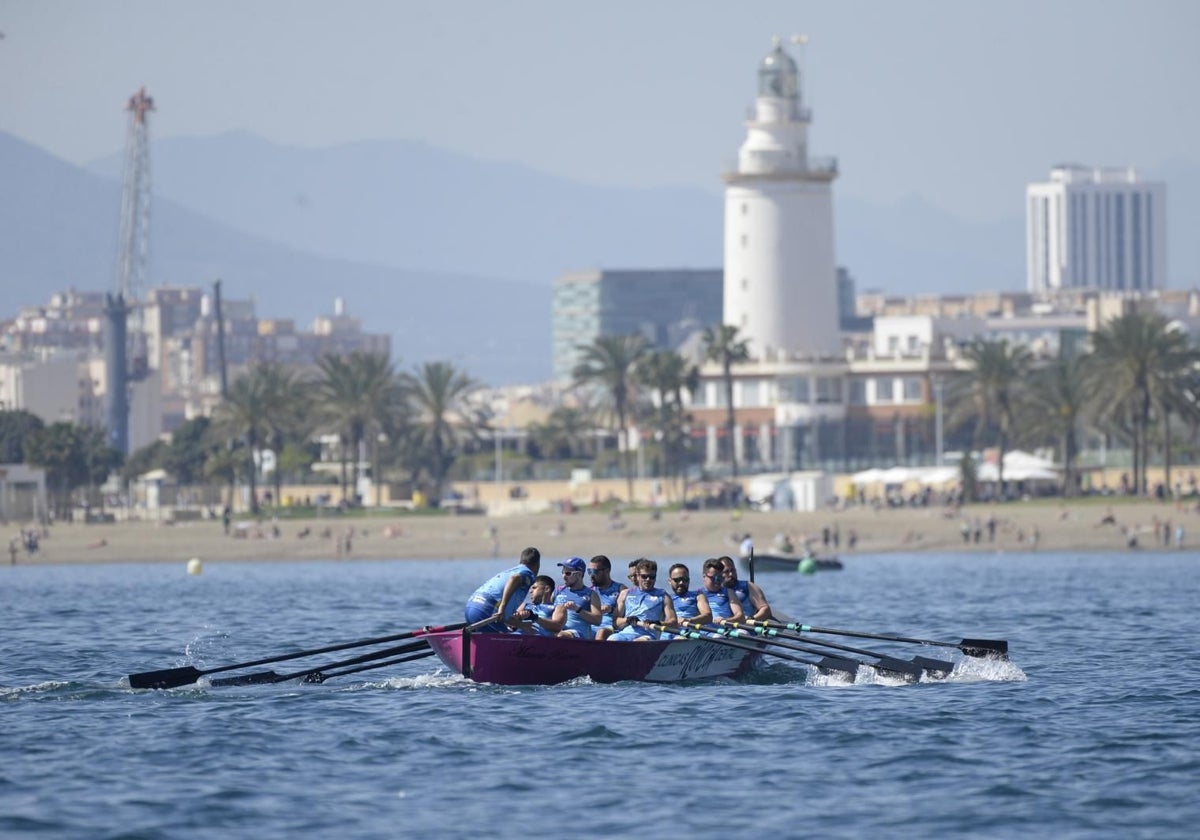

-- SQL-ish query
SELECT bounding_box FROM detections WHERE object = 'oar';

[729,621,956,677]
[209,639,432,687]
[750,618,1008,659]
[689,622,922,682]
[305,649,438,683]
[128,621,468,689]
[634,619,861,679]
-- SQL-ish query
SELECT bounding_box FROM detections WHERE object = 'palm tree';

[951,339,1032,496]
[210,367,274,514]
[702,324,750,478]
[1017,355,1090,496]
[572,334,649,503]
[636,348,699,499]
[399,360,482,503]
[1089,312,1198,495]
[315,351,402,505]
[254,362,311,510]
[529,406,592,460]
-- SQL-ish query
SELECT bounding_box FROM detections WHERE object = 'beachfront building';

[551,268,722,384]
[1026,165,1167,294]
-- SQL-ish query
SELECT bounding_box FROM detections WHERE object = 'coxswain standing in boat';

[465,546,541,632]
[609,558,677,641]
[718,555,772,621]
[664,563,712,639]
[700,557,744,631]
[552,557,602,639]
[588,554,626,641]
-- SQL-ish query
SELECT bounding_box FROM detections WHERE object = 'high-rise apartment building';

[1026,165,1166,294]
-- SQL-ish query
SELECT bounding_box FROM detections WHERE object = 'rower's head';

[530,575,556,604]
[667,563,691,595]
[718,555,738,584]
[557,556,586,588]
[587,554,613,586]
[701,558,725,592]
[633,558,658,591]
[627,559,640,586]
[520,546,541,572]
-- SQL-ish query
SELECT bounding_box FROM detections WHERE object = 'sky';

[2,0,1197,223]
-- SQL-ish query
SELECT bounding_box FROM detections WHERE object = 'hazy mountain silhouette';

[84,131,1041,295]
[1,131,548,384]
[5,129,1196,387]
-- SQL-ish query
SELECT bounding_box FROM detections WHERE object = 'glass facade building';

[551,269,722,383]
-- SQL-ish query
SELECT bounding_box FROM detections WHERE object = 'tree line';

[6,310,1194,516]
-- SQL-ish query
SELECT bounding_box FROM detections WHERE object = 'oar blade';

[911,655,955,678]
[814,656,860,679]
[870,656,922,683]
[128,666,204,690]
[959,638,1008,659]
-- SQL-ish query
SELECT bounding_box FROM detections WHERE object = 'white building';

[722,37,841,361]
[1026,165,1166,294]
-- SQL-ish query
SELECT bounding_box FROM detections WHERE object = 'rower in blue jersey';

[664,563,712,640]
[718,555,773,621]
[609,558,677,641]
[464,546,541,632]
[512,575,560,636]
[552,557,602,639]
[700,557,745,630]
[587,554,626,641]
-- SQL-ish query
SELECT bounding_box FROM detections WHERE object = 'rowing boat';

[424,630,761,685]
[737,553,843,574]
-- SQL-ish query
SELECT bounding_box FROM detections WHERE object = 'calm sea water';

[3,549,1198,839]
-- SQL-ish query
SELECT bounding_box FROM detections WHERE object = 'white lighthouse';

[723,37,841,360]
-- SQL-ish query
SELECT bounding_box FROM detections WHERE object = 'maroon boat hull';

[425,630,761,685]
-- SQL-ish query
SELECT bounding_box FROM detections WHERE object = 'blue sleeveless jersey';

[467,564,534,619]
[671,590,704,621]
[624,587,668,623]
[529,602,556,637]
[592,581,625,628]
[553,584,594,639]
[730,579,753,616]
[705,586,737,620]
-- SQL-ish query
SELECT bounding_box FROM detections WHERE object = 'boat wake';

[805,656,1027,687]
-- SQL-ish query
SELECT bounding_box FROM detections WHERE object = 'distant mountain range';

[3,129,1197,384]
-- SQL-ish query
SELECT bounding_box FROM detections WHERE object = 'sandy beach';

[6,497,1196,567]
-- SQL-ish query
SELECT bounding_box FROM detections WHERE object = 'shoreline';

[6,498,1196,567]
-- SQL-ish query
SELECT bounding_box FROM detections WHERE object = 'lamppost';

[933,374,944,466]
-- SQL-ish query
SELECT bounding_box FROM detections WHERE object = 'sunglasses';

[587,568,605,576]
[670,577,689,583]
[636,573,656,580]
[562,568,581,575]
[705,573,723,580]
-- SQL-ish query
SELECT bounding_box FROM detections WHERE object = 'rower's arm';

[725,592,746,623]
[692,593,713,627]
[578,591,603,626]
[495,572,527,618]
[612,590,630,630]
[662,597,678,627]
[748,582,772,621]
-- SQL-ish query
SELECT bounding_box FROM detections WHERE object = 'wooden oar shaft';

[311,649,437,683]
[637,619,855,676]
[750,619,1008,659]
[729,621,954,673]
[129,620,466,689]
[685,622,920,680]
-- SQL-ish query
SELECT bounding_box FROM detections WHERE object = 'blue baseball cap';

[557,557,586,572]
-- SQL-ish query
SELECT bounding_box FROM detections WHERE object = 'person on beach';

[718,556,772,621]
[552,557,602,639]
[609,558,677,641]
[587,554,626,641]
[664,563,711,639]
[465,546,541,632]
